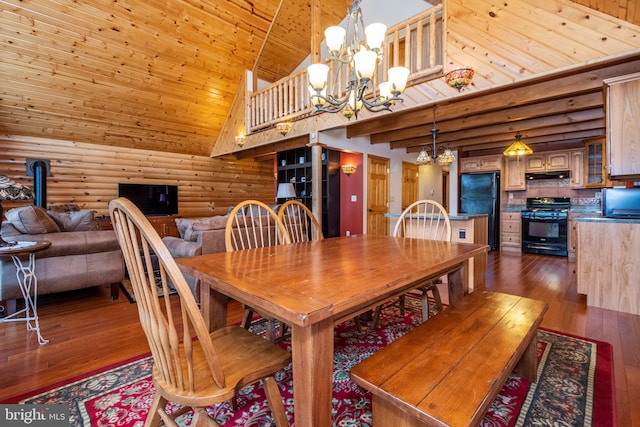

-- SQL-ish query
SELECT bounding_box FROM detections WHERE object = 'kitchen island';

[385,213,488,291]
[575,216,640,315]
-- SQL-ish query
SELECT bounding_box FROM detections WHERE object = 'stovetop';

[524,197,571,212]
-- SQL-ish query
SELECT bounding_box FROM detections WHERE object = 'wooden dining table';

[176,234,489,426]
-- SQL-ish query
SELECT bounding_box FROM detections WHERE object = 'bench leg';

[372,397,423,427]
[516,333,538,383]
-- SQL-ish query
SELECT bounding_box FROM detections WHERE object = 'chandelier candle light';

[416,105,456,166]
[307,0,410,120]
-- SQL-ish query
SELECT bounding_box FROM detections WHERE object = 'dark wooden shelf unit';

[276,147,340,238]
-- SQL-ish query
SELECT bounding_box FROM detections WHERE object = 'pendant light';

[503,131,533,158]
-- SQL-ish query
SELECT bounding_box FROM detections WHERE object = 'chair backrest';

[225,200,291,252]
[393,199,452,242]
[109,197,226,391]
[278,200,324,243]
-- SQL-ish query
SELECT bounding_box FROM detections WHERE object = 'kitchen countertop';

[574,215,640,224]
[384,213,488,220]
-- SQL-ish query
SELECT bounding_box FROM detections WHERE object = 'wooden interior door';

[442,170,450,212]
[401,162,419,210]
[367,155,390,236]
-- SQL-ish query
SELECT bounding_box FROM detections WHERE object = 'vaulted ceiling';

[1,0,639,158]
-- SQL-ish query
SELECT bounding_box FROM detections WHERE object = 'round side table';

[0,240,52,345]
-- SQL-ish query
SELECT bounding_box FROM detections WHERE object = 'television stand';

[97,214,180,238]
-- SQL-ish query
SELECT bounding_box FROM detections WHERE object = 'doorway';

[442,170,450,212]
[401,161,419,210]
[366,155,390,236]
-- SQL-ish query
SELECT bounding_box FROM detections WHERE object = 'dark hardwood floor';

[0,251,638,425]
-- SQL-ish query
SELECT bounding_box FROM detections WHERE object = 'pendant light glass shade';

[503,132,533,157]
[415,105,455,166]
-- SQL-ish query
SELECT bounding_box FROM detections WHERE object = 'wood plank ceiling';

[0,0,639,158]
[338,0,640,159]
[0,0,348,157]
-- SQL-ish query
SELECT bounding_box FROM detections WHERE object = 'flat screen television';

[118,183,178,216]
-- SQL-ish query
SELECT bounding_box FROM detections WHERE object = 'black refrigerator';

[460,172,500,250]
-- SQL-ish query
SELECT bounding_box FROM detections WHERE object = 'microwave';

[602,188,640,218]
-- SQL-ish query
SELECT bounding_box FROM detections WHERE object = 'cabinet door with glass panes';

[584,138,608,188]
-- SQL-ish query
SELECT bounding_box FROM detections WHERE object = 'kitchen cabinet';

[500,212,521,253]
[568,213,579,259]
[569,150,585,189]
[503,157,526,191]
[459,154,502,173]
[605,72,640,179]
[584,138,608,188]
[525,152,569,172]
[576,217,640,315]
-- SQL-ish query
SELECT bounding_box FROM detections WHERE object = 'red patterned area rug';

[4,307,615,427]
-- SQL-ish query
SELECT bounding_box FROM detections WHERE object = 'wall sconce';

[235,134,246,147]
[445,67,474,92]
[341,164,357,176]
[276,122,292,137]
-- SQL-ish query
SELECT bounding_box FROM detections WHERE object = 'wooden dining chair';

[225,200,291,342]
[373,199,451,326]
[277,200,372,330]
[277,199,323,243]
[109,197,291,427]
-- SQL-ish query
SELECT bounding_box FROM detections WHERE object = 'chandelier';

[307,0,410,120]
[503,131,533,158]
[416,106,456,166]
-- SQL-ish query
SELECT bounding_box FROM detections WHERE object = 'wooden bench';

[350,291,548,427]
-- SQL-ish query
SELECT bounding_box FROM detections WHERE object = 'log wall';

[0,135,275,218]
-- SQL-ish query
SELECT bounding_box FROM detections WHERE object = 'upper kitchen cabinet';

[584,138,608,188]
[459,154,503,173]
[605,73,640,179]
[503,157,526,191]
[525,152,569,172]
[569,149,585,189]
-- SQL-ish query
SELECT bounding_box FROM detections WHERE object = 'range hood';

[525,170,571,180]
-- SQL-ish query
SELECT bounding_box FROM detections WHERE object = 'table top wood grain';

[178,234,489,326]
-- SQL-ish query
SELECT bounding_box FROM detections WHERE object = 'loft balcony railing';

[248,5,445,133]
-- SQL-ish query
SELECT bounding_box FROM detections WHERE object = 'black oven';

[521,197,570,257]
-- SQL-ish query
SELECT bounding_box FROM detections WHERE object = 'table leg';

[9,253,48,345]
[290,318,334,426]
[447,260,469,305]
[200,281,228,331]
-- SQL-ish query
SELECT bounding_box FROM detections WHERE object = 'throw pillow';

[5,206,61,234]
[191,215,229,232]
[47,209,100,232]
[175,216,229,242]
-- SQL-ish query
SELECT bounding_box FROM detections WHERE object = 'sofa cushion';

[5,206,60,234]
[176,216,229,241]
[47,209,100,232]
[7,229,121,258]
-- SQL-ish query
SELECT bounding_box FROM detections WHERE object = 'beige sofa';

[0,205,125,313]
